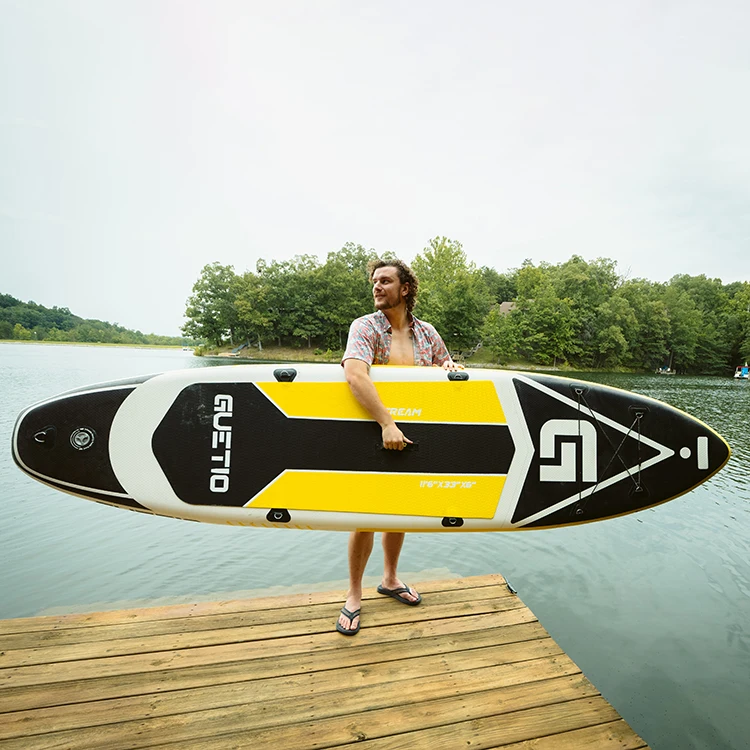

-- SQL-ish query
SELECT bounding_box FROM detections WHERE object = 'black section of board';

[13,388,133,495]
[513,374,729,527]
[36,476,150,512]
[152,383,515,507]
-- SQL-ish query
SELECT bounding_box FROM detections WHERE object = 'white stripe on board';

[697,436,709,470]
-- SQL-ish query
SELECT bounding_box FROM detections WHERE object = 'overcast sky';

[2,0,749,336]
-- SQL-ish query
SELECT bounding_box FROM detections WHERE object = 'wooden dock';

[0,574,649,749]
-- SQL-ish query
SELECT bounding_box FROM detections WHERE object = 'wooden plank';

[151,712,647,750]
[156,699,632,750]
[0,575,506,635]
[0,608,538,689]
[0,596,528,669]
[330,697,632,750]
[0,582,516,650]
[486,720,648,749]
[0,673,599,749]
[0,622,550,713]
[0,651,578,740]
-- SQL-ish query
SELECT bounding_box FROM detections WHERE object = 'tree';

[550,256,621,366]
[0,294,21,308]
[668,274,733,374]
[182,263,239,346]
[46,327,68,341]
[257,255,326,348]
[317,244,376,348]
[725,282,750,366]
[662,286,702,372]
[513,278,580,365]
[593,296,637,368]
[553,256,619,308]
[412,237,492,349]
[482,306,518,364]
[234,271,274,350]
[618,280,670,369]
[479,266,517,304]
[13,323,33,340]
[288,256,325,347]
[515,260,548,299]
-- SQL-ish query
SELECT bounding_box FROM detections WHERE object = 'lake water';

[1,342,749,749]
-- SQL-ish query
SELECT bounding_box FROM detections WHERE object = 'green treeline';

[0,294,190,347]
[182,237,750,374]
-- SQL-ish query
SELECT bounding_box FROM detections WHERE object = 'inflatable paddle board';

[12,365,730,531]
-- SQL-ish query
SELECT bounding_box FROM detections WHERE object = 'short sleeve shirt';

[342,311,451,367]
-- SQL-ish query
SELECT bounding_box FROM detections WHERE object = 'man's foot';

[377,580,421,606]
[336,594,361,634]
[336,606,361,635]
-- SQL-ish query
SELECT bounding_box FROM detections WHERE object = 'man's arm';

[343,358,412,451]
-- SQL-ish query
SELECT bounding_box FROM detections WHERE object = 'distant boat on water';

[656,353,676,375]
[735,363,749,379]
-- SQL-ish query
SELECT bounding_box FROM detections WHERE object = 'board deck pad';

[12,365,731,531]
[152,382,514,519]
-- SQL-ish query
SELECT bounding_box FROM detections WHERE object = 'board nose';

[12,388,134,495]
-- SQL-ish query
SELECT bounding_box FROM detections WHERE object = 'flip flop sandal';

[376,584,422,606]
[335,606,361,635]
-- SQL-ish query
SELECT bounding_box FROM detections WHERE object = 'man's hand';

[344,358,413,451]
[441,360,465,371]
[382,423,413,451]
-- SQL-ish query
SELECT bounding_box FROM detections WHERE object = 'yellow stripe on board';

[246,472,506,519]
[256,381,505,423]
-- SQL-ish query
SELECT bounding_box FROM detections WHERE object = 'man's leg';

[338,531,374,632]
[380,532,419,602]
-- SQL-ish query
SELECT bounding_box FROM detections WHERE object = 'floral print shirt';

[342,310,451,367]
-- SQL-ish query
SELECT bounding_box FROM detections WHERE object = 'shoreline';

[203,350,644,374]
[2,339,653,373]
[0,340,186,351]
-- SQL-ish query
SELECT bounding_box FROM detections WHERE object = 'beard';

[374,296,397,311]
[374,286,405,311]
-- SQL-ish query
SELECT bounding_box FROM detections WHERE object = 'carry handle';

[378,441,419,452]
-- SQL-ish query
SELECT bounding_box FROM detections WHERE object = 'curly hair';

[367,258,419,313]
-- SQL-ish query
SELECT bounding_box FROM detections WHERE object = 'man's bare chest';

[388,329,415,366]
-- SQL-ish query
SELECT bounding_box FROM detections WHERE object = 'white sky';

[2,0,749,336]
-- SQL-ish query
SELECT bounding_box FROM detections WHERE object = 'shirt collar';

[374,309,415,332]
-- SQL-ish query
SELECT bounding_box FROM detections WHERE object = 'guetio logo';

[210,395,233,492]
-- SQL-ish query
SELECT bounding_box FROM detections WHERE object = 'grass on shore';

[199,344,343,362]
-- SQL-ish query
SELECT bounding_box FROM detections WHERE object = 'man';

[337,259,462,635]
